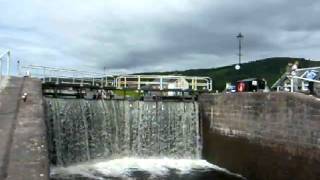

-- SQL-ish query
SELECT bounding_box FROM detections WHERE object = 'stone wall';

[199,92,320,180]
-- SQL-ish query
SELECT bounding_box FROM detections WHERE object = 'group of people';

[92,89,114,99]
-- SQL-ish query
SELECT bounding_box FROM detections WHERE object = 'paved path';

[0,77,24,179]
[0,77,48,180]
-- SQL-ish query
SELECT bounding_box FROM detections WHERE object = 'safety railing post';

[7,51,10,76]
[194,77,198,90]
[290,77,294,92]
[160,77,163,90]
[138,76,141,90]
[0,57,2,81]
[42,67,46,83]
[192,78,195,90]
[105,76,108,87]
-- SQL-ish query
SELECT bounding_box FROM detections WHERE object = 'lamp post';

[235,33,244,70]
[17,60,21,76]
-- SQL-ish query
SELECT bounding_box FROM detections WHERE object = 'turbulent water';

[45,98,245,180]
[50,158,244,180]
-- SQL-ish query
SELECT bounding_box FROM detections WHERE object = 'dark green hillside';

[139,57,320,91]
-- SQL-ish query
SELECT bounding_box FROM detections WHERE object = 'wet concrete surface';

[0,77,49,180]
[0,77,24,179]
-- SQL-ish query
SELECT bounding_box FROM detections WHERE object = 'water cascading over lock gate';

[45,99,201,165]
[44,98,244,180]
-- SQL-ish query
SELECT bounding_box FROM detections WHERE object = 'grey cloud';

[0,0,320,73]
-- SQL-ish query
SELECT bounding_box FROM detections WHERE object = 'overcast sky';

[0,0,320,73]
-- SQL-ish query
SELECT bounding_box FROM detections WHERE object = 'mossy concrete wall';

[199,92,320,180]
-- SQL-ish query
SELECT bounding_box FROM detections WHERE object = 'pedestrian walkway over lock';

[22,65,213,93]
[22,65,114,88]
[272,66,320,96]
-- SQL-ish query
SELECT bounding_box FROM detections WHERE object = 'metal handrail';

[273,66,320,92]
[296,66,320,72]
[22,65,112,77]
[0,50,11,80]
[287,75,320,92]
[292,76,320,83]
[21,65,116,87]
[22,65,213,91]
[115,74,213,91]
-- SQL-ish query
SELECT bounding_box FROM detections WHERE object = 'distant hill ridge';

[138,57,320,91]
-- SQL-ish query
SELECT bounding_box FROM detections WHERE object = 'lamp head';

[235,64,241,70]
[237,33,244,39]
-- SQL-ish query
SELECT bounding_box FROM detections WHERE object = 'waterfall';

[45,98,245,180]
[45,98,201,166]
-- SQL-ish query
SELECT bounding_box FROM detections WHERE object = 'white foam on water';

[51,157,243,179]
[94,158,219,176]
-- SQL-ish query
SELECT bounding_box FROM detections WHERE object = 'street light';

[235,32,244,70]
[235,64,241,70]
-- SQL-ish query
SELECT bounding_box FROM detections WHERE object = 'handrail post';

[191,78,195,90]
[290,77,294,92]
[138,76,141,90]
[100,77,103,88]
[160,77,163,90]
[105,76,108,87]
[0,57,2,81]
[7,51,10,76]
[42,67,46,83]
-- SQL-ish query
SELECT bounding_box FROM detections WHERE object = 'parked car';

[236,78,266,92]
[225,82,237,93]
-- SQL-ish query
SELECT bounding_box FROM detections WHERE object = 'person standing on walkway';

[290,61,299,92]
[291,61,299,76]
[306,70,318,95]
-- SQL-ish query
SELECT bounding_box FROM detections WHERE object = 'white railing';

[0,50,11,80]
[288,75,320,93]
[21,65,213,92]
[21,65,115,87]
[115,75,213,91]
[273,66,320,93]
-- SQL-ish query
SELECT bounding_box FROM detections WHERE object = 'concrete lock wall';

[199,92,320,180]
[0,77,48,180]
